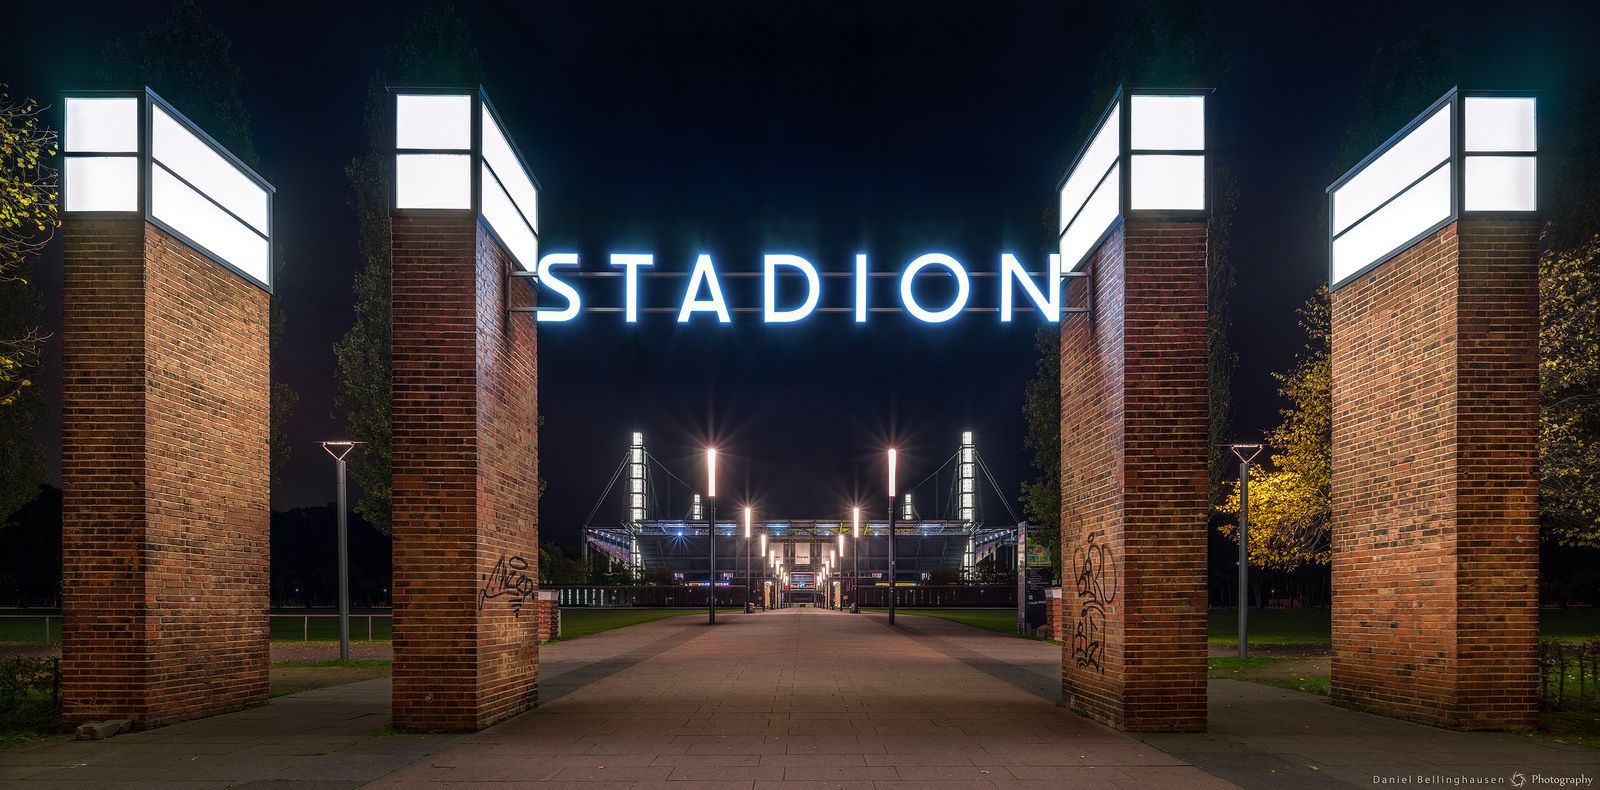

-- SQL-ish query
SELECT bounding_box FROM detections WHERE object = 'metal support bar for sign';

[507,270,538,320]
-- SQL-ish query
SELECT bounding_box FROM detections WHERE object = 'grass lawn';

[0,689,62,751]
[268,614,393,644]
[553,608,741,642]
[1209,608,1331,646]
[1540,608,1600,642]
[0,616,57,645]
[270,659,391,698]
[1208,655,1332,696]
[1209,608,1600,646]
[1537,710,1600,751]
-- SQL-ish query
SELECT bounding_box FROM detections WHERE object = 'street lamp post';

[852,507,860,612]
[1229,443,1264,659]
[707,448,718,625]
[759,531,767,610]
[887,449,898,626]
[320,441,361,660]
[837,532,845,609]
[744,507,752,611]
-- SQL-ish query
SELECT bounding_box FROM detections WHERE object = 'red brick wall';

[537,593,560,642]
[391,215,539,732]
[1059,221,1209,733]
[61,220,270,727]
[1330,219,1540,730]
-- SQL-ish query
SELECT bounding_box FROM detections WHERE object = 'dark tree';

[334,5,483,535]
[101,0,298,487]
[1021,0,1236,579]
[0,485,61,605]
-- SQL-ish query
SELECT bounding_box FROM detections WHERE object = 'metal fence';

[269,613,391,643]
[548,586,754,608]
[0,614,59,645]
[1541,640,1600,711]
[851,585,1017,608]
[0,612,397,645]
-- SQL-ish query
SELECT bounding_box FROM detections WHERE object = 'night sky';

[5,1,1598,549]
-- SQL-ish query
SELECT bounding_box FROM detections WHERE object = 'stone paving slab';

[2,607,1597,788]
[366,609,1226,789]
[1145,678,1600,789]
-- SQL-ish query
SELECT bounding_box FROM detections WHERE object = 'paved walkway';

[1,608,1595,789]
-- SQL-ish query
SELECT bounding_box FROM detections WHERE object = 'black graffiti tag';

[478,554,535,616]
[1071,533,1117,674]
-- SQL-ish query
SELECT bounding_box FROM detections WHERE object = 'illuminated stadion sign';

[1327,89,1537,290]
[392,87,1210,325]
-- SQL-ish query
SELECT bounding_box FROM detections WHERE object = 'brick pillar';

[537,591,560,642]
[61,219,270,728]
[1330,219,1541,730]
[391,215,539,732]
[1059,221,1209,733]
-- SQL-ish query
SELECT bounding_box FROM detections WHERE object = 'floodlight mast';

[1228,443,1265,659]
[320,440,363,660]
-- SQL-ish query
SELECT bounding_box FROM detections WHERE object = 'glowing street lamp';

[887,449,899,625]
[706,448,718,625]
[744,507,753,609]
[851,507,861,611]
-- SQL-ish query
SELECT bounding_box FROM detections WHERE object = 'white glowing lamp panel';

[149,106,271,285]
[479,106,538,271]
[1462,97,1536,212]
[394,92,540,273]
[1058,105,1120,274]
[1128,95,1205,211]
[394,94,472,210]
[1330,105,1453,288]
[64,98,140,212]
[1058,92,1206,273]
[1329,93,1536,290]
[64,94,273,289]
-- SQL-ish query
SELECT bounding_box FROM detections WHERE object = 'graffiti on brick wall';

[1071,532,1117,673]
[478,554,535,616]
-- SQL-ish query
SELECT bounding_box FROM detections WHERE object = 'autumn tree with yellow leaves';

[1220,287,1332,572]
[0,86,57,520]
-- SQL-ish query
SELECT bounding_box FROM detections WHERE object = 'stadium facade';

[581,432,1020,606]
